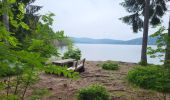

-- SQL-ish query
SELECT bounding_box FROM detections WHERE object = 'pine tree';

[165,17,170,68]
[120,0,168,65]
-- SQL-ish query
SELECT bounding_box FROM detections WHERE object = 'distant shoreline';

[74,42,156,46]
[71,36,158,45]
[85,60,161,65]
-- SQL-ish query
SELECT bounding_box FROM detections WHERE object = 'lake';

[72,44,162,65]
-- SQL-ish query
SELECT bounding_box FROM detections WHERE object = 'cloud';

[34,0,169,40]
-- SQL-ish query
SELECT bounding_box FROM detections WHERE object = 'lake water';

[72,44,162,65]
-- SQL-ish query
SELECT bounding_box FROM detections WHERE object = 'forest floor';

[26,61,170,100]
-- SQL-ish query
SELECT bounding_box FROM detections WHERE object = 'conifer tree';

[121,0,168,65]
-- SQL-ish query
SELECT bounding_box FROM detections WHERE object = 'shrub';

[63,48,81,60]
[138,60,147,66]
[0,94,20,100]
[0,66,23,77]
[102,61,119,70]
[44,65,79,79]
[77,84,110,100]
[127,65,170,93]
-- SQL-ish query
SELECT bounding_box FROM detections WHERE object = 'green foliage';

[120,0,168,32]
[0,1,67,99]
[23,13,63,58]
[44,65,80,79]
[77,84,110,100]
[63,48,81,60]
[147,27,166,59]
[127,65,170,93]
[10,0,42,42]
[0,66,23,77]
[102,61,119,70]
[0,0,73,99]
[138,60,147,66]
[147,26,170,68]
[0,94,20,100]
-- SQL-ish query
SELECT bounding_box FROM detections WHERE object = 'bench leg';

[79,67,85,72]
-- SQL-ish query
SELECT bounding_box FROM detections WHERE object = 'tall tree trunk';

[3,14,9,31]
[2,0,9,31]
[164,17,170,68]
[141,0,150,65]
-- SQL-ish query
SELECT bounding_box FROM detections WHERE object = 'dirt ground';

[26,61,170,100]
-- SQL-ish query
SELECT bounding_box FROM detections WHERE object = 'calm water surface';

[73,44,162,65]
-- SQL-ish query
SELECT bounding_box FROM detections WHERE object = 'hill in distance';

[71,36,157,45]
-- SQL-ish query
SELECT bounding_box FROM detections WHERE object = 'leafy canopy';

[120,0,168,32]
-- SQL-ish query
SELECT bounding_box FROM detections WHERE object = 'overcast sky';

[34,0,169,40]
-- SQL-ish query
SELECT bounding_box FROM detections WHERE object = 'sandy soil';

[26,61,170,100]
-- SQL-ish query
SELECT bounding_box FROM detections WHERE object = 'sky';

[34,0,169,40]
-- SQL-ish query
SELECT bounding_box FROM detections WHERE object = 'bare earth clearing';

[26,61,170,100]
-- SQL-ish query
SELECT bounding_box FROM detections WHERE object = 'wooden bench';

[52,59,75,67]
[67,58,86,72]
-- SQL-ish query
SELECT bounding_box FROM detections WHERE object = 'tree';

[120,0,168,65]
[141,0,150,65]
[164,17,170,68]
[0,6,66,100]
[11,0,42,42]
[2,0,9,31]
[0,1,68,99]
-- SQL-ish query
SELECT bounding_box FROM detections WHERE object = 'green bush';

[0,94,20,100]
[44,65,79,79]
[0,66,23,77]
[77,84,110,100]
[102,61,119,70]
[138,60,147,66]
[127,65,170,93]
[63,48,81,60]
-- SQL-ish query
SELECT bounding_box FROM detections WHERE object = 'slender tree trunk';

[3,14,9,31]
[164,17,170,68]
[2,0,9,31]
[21,66,34,100]
[141,0,150,65]
[14,65,21,95]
